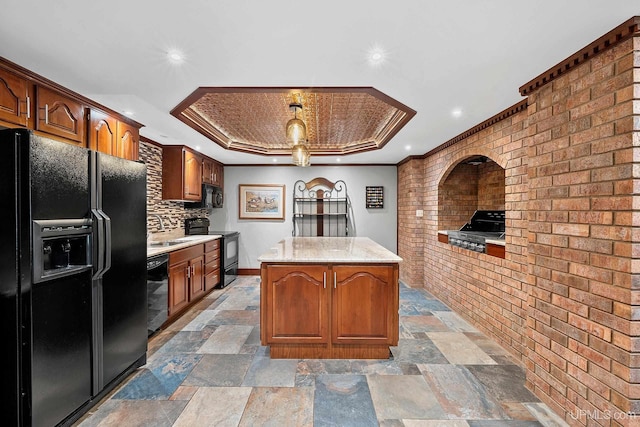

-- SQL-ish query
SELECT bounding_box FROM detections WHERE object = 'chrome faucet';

[151,214,165,231]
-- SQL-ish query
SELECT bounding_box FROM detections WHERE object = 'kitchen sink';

[148,240,183,247]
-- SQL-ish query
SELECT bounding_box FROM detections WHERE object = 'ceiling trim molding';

[519,16,640,96]
[170,86,416,156]
[397,99,528,166]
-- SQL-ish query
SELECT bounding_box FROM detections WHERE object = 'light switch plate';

[416,209,424,217]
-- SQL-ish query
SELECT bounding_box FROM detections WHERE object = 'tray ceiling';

[171,87,416,156]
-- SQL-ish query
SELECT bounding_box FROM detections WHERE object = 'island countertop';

[257,237,402,263]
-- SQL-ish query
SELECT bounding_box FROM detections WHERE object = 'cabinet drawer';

[205,248,220,264]
[205,269,220,290]
[169,244,204,265]
[205,260,220,275]
[205,239,220,252]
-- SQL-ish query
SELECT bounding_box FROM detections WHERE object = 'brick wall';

[525,35,639,425]
[139,140,208,237]
[397,157,424,286]
[478,161,506,211]
[438,163,478,231]
[397,22,639,426]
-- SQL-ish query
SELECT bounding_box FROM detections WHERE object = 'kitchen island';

[258,237,402,359]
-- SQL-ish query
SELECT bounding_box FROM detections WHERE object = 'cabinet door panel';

[116,121,139,161]
[36,86,85,144]
[332,265,396,344]
[212,161,223,187]
[202,158,213,184]
[0,68,30,127]
[183,150,202,200]
[189,255,205,300]
[265,265,328,343]
[169,261,189,316]
[88,109,117,155]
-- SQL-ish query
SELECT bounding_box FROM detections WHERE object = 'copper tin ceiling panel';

[170,87,416,156]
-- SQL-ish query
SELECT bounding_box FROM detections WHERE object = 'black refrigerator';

[0,129,148,426]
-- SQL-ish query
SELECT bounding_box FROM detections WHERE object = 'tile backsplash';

[139,141,209,237]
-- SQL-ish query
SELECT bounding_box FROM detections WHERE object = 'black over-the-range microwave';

[188,184,223,209]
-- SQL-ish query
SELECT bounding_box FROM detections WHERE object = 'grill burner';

[448,210,505,253]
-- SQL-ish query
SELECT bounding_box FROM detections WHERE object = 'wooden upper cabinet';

[36,86,85,145]
[202,157,223,187]
[184,149,202,200]
[116,121,139,161]
[212,161,223,187]
[162,145,202,201]
[0,67,32,128]
[88,109,140,160]
[88,109,117,155]
[202,158,213,184]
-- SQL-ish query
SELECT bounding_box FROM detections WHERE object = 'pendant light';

[292,142,310,167]
[286,97,310,166]
[286,102,307,146]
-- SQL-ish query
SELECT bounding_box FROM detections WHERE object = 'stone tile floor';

[76,276,568,427]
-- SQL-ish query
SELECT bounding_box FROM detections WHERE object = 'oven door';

[222,233,239,268]
[220,232,239,287]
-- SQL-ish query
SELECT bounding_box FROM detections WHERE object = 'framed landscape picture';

[239,184,286,220]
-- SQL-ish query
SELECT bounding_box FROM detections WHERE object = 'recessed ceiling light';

[167,49,184,64]
[272,158,278,163]
[123,110,134,116]
[367,45,386,67]
[405,145,411,151]
[195,145,201,151]
[452,108,463,118]
[336,158,341,163]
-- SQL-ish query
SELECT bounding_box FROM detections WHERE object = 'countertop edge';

[147,235,222,257]
[257,237,403,264]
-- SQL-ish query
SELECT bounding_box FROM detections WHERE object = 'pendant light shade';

[287,99,310,166]
[286,103,307,146]
[291,143,310,167]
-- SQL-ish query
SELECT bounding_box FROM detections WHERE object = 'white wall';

[208,165,398,269]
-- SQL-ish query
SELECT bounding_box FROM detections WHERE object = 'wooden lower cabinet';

[263,265,329,344]
[166,239,221,321]
[260,263,399,358]
[168,245,204,318]
[168,259,190,317]
[332,265,396,344]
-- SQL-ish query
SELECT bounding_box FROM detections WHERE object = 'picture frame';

[238,184,286,220]
[366,186,384,209]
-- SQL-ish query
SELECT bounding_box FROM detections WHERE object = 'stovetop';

[209,230,239,237]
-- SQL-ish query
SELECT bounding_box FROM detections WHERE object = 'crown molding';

[519,16,640,96]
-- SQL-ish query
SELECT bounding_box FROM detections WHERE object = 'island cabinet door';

[331,265,398,345]
[263,265,329,344]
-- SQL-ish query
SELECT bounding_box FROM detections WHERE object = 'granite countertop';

[147,234,222,257]
[258,237,402,263]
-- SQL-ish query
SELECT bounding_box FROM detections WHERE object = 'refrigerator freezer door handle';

[101,210,112,274]
[92,209,105,279]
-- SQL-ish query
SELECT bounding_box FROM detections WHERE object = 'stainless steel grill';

[447,210,505,253]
